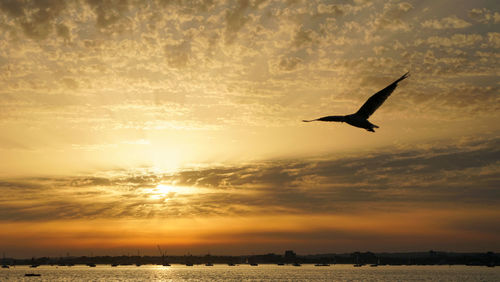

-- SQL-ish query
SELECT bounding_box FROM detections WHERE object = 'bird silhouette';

[303,72,409,132]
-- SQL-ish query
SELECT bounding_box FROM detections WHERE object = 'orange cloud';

[2,206,498,257]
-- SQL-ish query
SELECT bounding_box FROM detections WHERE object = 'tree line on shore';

[2,251,498,267]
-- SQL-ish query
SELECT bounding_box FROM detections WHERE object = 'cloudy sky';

[0,0,499,257]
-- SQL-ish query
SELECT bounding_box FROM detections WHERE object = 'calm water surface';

[1,264,499,281]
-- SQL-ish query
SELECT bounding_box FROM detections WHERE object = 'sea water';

[1,264,499,281]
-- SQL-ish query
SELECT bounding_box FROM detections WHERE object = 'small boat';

[353,254,363,267]
[292,262,301,266]
[30,264,40,268]
[205,263,213,266]
[371,258,380,267]
[277,263,285,266]
[186,263,193,266]
[135,264,141,267]
[2,253,11,269]
[87,263,96,267]
[157,246,171,267]
[314,263,330,267]
[227,263,236,266]
[25,273,41,277]
[111,264,118,267]
[250,263,258,266]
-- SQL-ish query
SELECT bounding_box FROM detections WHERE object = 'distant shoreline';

[2,251,498,267]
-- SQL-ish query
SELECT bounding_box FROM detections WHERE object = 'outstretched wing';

[355,72,409,119]
[303,115,344,122]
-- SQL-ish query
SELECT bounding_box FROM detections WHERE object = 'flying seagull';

[303,72,409,132]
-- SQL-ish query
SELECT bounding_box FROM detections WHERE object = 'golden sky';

[0,0,499,257]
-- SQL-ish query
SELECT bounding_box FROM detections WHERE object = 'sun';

[155,184,195,194]
[140,183,211,201]
[156,184,175,194]
[143,184,198,200]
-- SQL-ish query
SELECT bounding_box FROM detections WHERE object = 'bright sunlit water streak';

[1,265,499,281]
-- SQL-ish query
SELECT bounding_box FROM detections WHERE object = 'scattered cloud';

[317,3,350,16]
[422,15,471,29]
[487,32,500,48]
[1,136,498,222]
[418,33,483,47]
[292,26,319,48]
[86,0,131,33]
[468,8,500,24]
[374,2,413,31]
[0,0,67,40]
[224,0,252,44]
[275,56,303,72]
[164,38,192,68]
